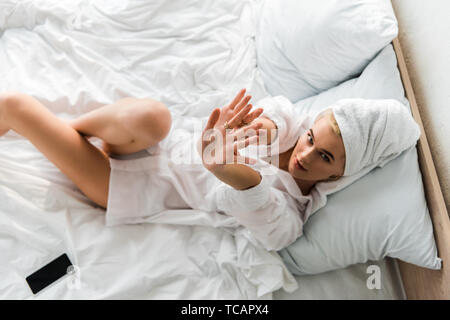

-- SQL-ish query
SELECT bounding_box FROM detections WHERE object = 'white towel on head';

[330,98,421,176]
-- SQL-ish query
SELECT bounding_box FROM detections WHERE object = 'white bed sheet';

[0,0,405,299]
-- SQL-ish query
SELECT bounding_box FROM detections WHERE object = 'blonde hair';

[315,108,341,136]
[314,108,345,179]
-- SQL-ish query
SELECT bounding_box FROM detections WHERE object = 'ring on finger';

[223,121,232,130]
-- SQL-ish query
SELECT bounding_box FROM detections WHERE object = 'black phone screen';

[25,253,73,294]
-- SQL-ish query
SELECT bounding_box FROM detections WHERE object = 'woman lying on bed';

[0,89,420,251]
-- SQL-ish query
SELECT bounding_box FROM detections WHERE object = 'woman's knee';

[0,92,45,127]
[0,92,27,120]
[121,99,172,144]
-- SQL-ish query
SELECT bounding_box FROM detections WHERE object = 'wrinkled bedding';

[0,0,405,299]
[0,0,301,299]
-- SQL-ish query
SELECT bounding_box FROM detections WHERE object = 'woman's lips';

[295,158,307,171]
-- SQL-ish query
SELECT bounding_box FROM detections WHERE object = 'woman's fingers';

[233,135,259,153]
[228,104,253,128]
[227,89,246,110]
[202,108,220,148]
[233,95,252,114]
[232,122,263,141]
[242,108,264,125]
[204,108,220,133]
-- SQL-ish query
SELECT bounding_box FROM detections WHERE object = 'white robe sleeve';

[215,176,304,251]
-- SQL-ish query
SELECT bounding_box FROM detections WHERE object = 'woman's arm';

[215,176,305,251]
[210,163,262,190]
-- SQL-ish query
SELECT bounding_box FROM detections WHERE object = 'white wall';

[391,0,450,211]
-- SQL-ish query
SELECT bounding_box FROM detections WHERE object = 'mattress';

[0,0,405,299]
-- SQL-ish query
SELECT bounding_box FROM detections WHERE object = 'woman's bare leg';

[68,97,172,156]
[0,93,172,208]
[0,92,111,208]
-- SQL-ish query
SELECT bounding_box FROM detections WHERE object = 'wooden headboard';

[392,37,450,300]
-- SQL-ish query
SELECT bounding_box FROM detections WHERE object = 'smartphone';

[25,253,73,295]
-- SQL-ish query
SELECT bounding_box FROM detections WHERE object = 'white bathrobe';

[105,96,322,251]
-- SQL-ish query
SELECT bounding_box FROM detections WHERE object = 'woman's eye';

[321,153,330,162]
[307,134,313,144]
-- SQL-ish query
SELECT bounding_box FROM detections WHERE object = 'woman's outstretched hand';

[201,89,264,173]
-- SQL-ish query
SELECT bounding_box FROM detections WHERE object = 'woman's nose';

[299,146,314,164]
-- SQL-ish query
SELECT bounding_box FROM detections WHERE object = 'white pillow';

[256,0,398,102]
[278,45,442,274]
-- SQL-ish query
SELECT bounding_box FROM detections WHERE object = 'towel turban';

[328,99,421,177]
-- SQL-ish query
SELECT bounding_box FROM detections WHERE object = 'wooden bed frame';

[392,37,450,300]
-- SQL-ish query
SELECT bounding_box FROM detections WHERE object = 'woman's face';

[288,117,346,182]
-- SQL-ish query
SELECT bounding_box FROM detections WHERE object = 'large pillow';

[278,45,442,275]
[256,0,398,102]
